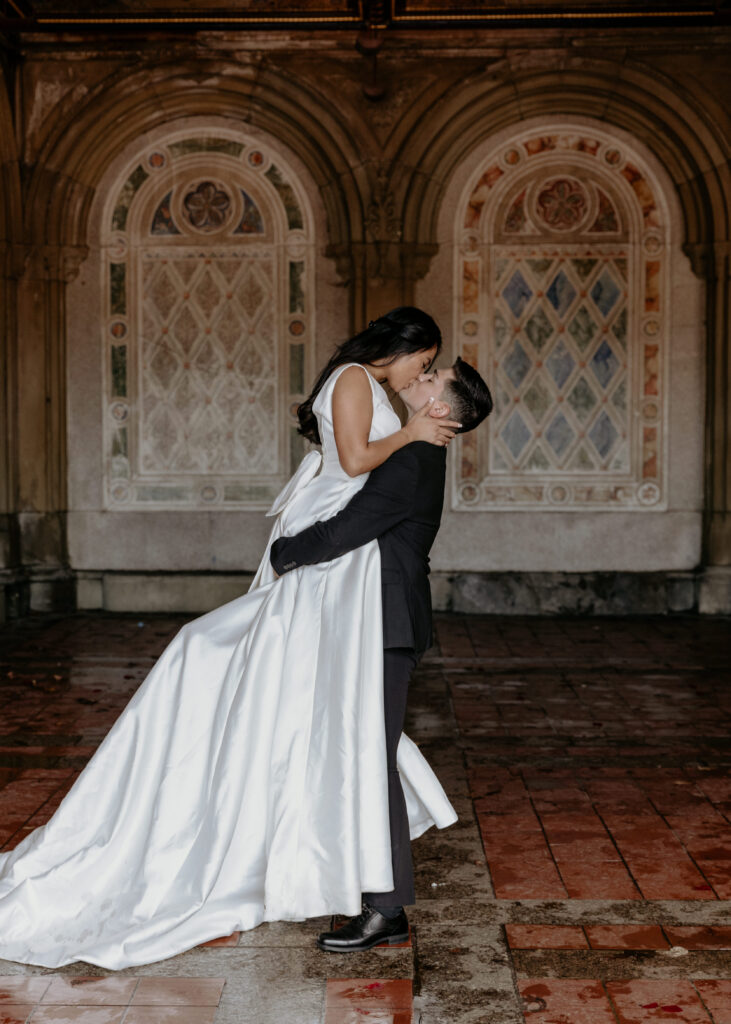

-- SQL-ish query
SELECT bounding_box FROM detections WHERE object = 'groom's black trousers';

[362,646,419,908]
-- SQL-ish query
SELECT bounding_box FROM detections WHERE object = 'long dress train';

[0,363,457,969]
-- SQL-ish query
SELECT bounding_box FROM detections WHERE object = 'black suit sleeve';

[270,446,420,574]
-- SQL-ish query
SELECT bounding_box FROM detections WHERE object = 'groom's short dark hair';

[444,357,493,433]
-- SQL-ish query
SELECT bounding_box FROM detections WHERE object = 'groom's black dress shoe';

[316,902,409,952]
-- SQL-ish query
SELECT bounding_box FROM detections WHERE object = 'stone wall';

[0,25,729,616]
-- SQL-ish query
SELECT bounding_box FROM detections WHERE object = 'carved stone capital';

[324,242,355,285]
[325,240,438,285]
[0,242,32,281]
[365,163,401,245]
[23,244,90,283]
[401,243,439,282]
[683,240,731,281]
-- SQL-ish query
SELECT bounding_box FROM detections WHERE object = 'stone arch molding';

[398,62,729,254]
[450,123,672,513]
[95,124,316,511]
[25,61,367,259]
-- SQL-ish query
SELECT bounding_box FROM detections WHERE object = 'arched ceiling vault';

[20,57,731,268]
[0,73,22,248]
[390,61,730,257]
[22,60,371,251]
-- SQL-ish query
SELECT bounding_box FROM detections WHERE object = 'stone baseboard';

[1,568,730,621]
[698,566,731,615]
[76,571,256,614]
[73,568,728,616]
[0,567,75,620]
[429,570,704,615]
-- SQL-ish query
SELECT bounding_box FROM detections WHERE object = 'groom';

[270,356,493,951]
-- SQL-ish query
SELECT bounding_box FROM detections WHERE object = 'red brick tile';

[41,978,137,1006]
[325,979,412,1009]
[695,779,731,803]
[551,839,623,862]
[585,925,669,950]
[608,849,718,900]
[606,979,714,1023]
[557,862,642,900]
[519,979,616,1023]
[130,979,225,1007]
[539,812,610,835]
[694,980,731,1024]
[479,831,557,864]
[29,1009,126,1024]
[197,930,240,947]
[663,927,731,950]
[485,848,568,899]
[689,862,731,899]
[492,875,568,899]
[123,1009,217,1024]
[325,1011,412,1024]
[477,811,543,833]
[506,924,588,949]
[0,979,51,1003]
[600,811,666,830]
[0,1006,35,1024]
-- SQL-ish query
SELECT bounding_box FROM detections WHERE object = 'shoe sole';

[316,931,409,952]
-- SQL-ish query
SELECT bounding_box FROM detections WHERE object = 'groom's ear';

[428,400,452,419]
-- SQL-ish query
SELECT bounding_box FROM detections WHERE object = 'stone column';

[687,240,731,611]
[14,243,88,612]
[326,161,439,330]
[326,240,438,330]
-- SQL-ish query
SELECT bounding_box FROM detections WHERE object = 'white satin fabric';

[0,363,457,969]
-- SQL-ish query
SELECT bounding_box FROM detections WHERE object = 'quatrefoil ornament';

[183,181,232,231]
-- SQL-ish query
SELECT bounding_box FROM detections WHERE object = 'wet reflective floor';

[0,612,729,1023]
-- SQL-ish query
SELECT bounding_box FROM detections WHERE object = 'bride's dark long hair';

[297,306,442,445]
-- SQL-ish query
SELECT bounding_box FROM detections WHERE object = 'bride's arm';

[332,366,458,477]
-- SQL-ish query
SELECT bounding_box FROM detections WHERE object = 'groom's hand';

[270,536,297,576]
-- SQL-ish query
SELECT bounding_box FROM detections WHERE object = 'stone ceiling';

[2,0,728,29]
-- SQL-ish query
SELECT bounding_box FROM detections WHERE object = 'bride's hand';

[403,398,462,448]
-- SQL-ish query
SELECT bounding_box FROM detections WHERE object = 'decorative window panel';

[102,135,313,509]
[454,130,667,511]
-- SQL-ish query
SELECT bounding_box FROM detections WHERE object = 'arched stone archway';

[454,127,670,513]
[391,63,729,580]
[64,113,347,590]
[22,60,367,260]
[97,128,317,513]
[0,72,25,614]
[416,115,704,585]
[393,62,729,250]
[4,50,730,614]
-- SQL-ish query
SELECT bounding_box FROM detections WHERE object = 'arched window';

[102,133,313,509]
[455,130,666,510]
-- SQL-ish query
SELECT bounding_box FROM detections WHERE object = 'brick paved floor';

[0,612,729,1023]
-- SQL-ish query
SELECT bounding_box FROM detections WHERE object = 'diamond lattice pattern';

[494,253,628,474]
[140,253,277,474]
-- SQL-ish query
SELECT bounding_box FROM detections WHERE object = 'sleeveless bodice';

[251,363,403,550]
[313,363,402,477]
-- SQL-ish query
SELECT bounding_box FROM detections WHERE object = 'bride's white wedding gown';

[0,363,457,969]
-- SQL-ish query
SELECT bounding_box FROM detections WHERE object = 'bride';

[0,306,460,969]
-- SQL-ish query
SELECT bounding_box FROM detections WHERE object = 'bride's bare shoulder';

[331,363,372,397]
[331,365,374,443]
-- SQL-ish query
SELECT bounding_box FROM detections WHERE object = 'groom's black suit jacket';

[270,441,447,656]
